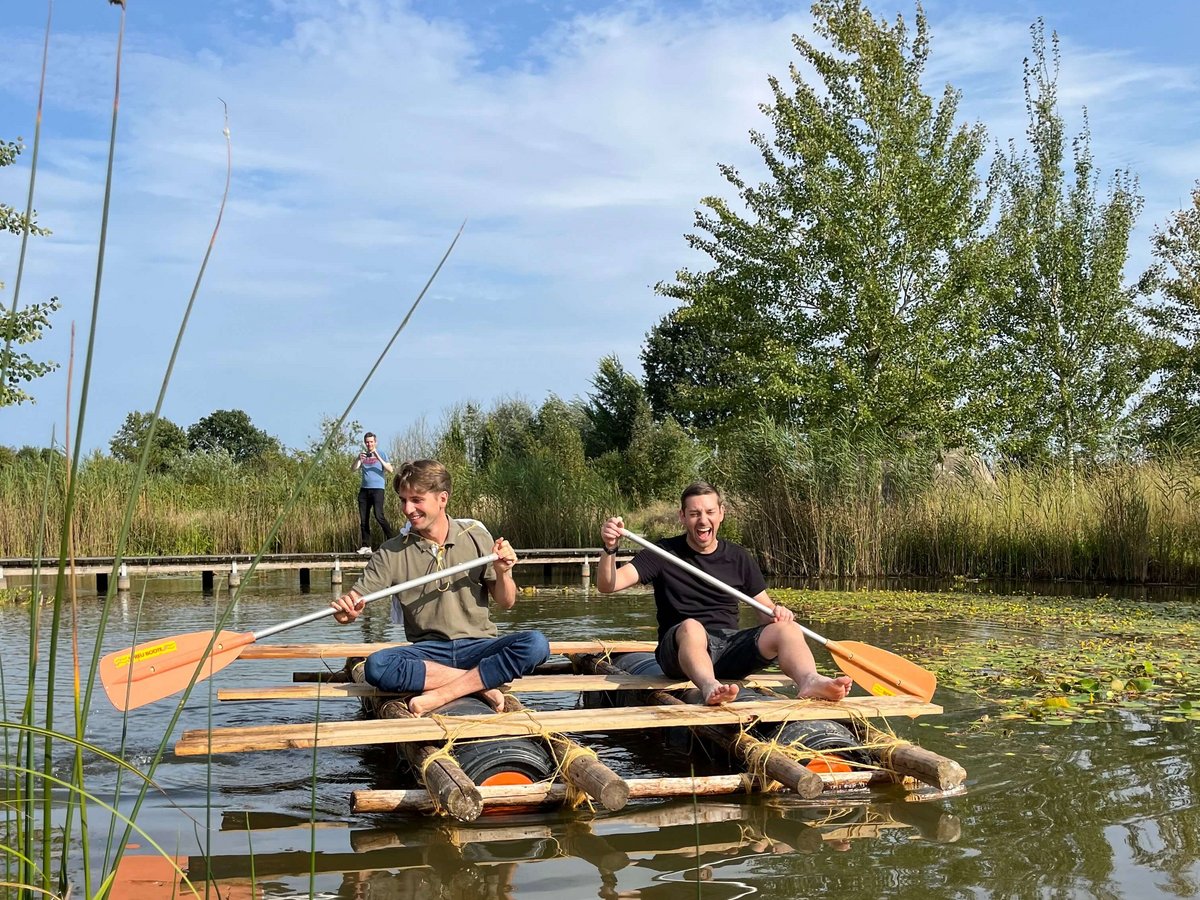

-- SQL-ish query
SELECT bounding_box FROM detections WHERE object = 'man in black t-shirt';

[597,481,851,706]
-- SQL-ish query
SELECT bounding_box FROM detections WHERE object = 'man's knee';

[364,650,425,692]
[677,619,707,642]
[517,630,551,666]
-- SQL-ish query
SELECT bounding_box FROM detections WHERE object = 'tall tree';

[187,409,280,464]
[1,137,59,407]
[641,309,735,430]
[655,0,990,447]
[582,355,649,458]
[109,411,188,472]
[984,23,1147,467]
[1135,181,1200,447]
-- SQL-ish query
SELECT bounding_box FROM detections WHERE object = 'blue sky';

[2,0,1199,453]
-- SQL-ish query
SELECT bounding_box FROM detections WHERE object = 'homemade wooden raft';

[176,640,966,822]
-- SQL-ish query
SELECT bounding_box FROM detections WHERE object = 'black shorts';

[655,624,771,680]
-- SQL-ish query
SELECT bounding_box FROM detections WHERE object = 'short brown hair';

[680,481,722,508]
[394,459,452,495]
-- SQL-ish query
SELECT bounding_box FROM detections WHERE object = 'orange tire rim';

[480,771,534,787]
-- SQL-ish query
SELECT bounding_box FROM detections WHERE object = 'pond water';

[5,571,1200,898]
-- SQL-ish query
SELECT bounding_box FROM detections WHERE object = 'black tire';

[434,697,554,785]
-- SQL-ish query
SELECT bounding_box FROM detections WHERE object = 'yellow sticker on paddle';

[869,683,896,697]
[111,640,178,669]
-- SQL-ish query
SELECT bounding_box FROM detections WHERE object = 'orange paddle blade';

[825,639,937,702]
[101,629,254,712]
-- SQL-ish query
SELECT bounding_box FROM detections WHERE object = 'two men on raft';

[331,458,848,716]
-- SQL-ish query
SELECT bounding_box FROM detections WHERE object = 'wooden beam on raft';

[237,640,658,661]
[376,697,483,822]
[500,694,630,811]
[350,772,900,814]
[352,665,483,822]
[218,673,800,701]
[855,720,967,791]
[174,695,940,756]
[575,655,824,800]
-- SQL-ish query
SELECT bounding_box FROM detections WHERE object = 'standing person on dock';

[331,459,550,716]
[597,481,852,706]
[353,432,395,555]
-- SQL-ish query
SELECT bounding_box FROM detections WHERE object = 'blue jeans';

[363,631,551,693]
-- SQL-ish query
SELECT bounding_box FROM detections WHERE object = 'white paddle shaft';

[619,529,828,646]
[253,553,499,640]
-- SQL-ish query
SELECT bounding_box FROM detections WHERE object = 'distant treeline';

[5,395,1200,584]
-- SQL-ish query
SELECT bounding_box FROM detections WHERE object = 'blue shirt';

[359,451,388,490]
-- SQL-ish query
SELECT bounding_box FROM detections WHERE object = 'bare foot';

[479,688,505,713]
[406,693,437,717]
[794,673,852,701]
[702,682,740,706]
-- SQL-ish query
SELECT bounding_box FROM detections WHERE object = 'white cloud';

[2,0,1199,451]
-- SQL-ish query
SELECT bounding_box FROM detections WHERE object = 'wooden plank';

[217,672,799,701]
[175,696,941,756]
[237,640,658,660]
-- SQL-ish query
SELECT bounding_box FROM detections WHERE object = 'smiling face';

[363,435,377,453]
[397,487,449,538]
[680,491,724,554]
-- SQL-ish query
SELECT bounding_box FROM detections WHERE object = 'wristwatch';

[603,545,620,555]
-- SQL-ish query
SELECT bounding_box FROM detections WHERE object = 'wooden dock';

[0,548,632,592]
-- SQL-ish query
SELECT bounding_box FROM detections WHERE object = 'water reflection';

[166,795,961,899]
[7,571,1200,897]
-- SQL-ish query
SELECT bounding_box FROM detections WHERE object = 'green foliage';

[1,136,58,408]
[582,355,649,458]
[187,408,280,464]
[1136,181,1200,448]
[641,309,733,429]
[108,410,188,472]
[656,0,990,449]
[625,410,705,503]
[0,295,61,407]
[983,23,1147,467]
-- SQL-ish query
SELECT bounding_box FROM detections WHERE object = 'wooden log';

[576,655,825,800]
[350,771,896,813]
[175,695,941,756]
[239,640,658,661]
[376,697,483,822]
[500,694,629,811]
[854,721,967,791]
[226,672,798,701]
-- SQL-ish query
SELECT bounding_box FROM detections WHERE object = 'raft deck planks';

[175,696,941,756]
[236,640,658,660]
[217,672,800,700]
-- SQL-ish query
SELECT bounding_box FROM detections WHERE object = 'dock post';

[0,567,6,590]
[299,567,311,591]
[202,570,214,593]
[581,560,591,586]
[118,563,130,591]
[96,572,109,593]
[229,561,241,588]
[331,558,343,588]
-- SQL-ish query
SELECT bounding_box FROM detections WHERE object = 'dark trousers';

[363,631,552,692]
[357,488,393,546]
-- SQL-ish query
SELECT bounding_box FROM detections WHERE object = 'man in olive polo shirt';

[331,459,549,716]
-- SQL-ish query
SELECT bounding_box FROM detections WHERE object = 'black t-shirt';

[630,535,768,641]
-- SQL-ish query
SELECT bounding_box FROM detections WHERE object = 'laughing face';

[680,492,724,554]
[397,487,449,538]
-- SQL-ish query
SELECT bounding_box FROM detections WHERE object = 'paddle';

[100,553,498,712]
[618,529,936,702]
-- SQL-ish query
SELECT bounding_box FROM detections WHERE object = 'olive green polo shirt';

[352,517,499,642]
